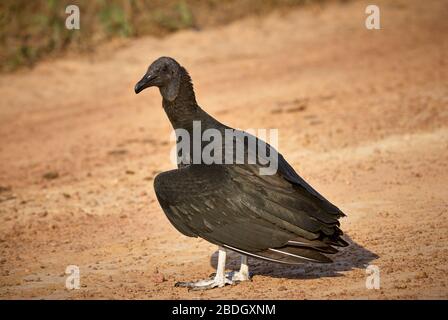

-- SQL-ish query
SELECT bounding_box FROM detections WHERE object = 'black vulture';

[135,57,348,290]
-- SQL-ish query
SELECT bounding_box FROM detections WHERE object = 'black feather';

[143,57,348,265]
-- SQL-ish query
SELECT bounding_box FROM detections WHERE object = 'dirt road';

[1,0,447,299]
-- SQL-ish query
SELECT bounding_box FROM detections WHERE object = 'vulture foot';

[175,274,234,290]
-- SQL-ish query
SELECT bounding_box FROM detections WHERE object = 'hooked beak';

[134,73,158,94]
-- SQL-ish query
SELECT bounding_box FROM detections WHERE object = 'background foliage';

[0,0,335,72]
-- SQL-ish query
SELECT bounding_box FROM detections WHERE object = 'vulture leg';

[175,247,234,290]
[227,255,251,282]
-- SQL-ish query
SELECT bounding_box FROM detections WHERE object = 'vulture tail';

[286,235,348,254]
[223,244,333,265]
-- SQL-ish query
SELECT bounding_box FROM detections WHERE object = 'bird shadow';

[209,235,378,280]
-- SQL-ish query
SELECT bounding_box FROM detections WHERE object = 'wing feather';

[154,163,346,264]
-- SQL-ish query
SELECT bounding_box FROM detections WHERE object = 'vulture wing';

[154,162,347,264]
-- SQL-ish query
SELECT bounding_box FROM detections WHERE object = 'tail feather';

[269,246,332,263]
[223,234,349,265]
[287,232,349,249]
[287,240,338,254]
[223,244,333,265]
[286,235,348,254]
[322,234,349,247]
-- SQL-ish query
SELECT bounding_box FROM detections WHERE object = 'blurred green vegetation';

[0,0,332,72]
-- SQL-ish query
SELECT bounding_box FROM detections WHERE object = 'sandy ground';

[0,0,447,299]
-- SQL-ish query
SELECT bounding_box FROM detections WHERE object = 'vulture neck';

[162,67,200,132]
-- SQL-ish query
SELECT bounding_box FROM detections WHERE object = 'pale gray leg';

[227,255,251,282]
[175,246,234,290]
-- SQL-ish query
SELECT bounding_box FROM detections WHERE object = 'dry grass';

[0,0,335,72]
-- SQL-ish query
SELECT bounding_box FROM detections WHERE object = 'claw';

[228,270,251,282]
[175,249,250,290]
[175,275,234,290]
[175,270,251,290]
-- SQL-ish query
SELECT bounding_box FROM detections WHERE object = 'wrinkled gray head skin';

[134,57,181,102]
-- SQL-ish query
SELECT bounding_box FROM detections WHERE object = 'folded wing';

[154,163,347,264]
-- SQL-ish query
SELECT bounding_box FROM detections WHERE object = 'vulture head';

[134,56,182,102]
